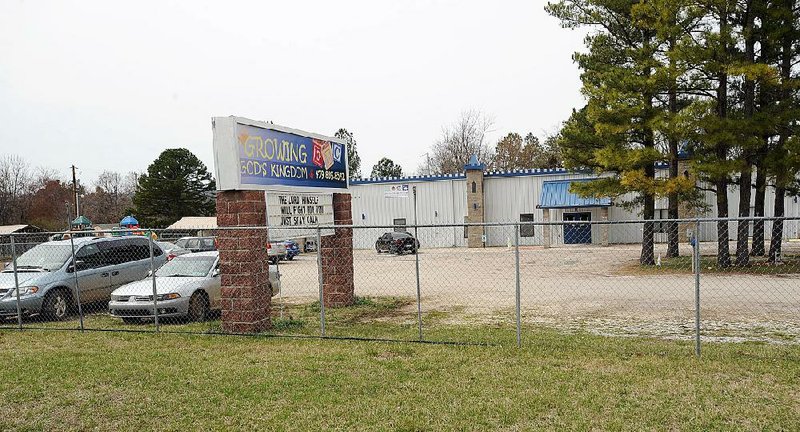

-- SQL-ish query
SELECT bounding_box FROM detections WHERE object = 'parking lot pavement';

[276,243,800,340]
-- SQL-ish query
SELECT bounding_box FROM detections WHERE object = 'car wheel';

[268,257,277,265]
[122,317,140,325]
[42,289,71,321]
[187,291,209,322]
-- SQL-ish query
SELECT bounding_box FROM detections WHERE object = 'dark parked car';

[284,240,300,260]
[174,237,216,253]
[375,232,420,255]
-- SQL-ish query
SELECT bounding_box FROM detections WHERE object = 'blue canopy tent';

[120,216,139,227]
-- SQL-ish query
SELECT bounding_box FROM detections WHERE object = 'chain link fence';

[1,217,799,352]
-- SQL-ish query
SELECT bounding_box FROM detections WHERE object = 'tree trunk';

[768,186,785,263]
[768,0,795,264]
[715,5,732,269]
[751,159,767,256]
[735,166,752,266]
[735,1,756,267]
[667,49,680,258]
[641,191,656,265]
[716,179,732,267]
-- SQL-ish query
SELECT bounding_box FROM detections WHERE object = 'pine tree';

[548,0,664,264]
[131,149,216,228]
[335,128,362,179]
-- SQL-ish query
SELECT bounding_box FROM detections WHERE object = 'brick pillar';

[216,190,272,333]
[320,193,355,307]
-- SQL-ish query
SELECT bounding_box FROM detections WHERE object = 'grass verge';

[622,254,800,275]
[1,326,799,430]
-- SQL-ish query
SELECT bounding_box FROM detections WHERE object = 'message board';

[265,192,334,241]
[212,116,349,193]
[384,184,410,198]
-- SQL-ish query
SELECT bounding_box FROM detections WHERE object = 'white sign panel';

[266,192,334,241]
[384,184,410,198]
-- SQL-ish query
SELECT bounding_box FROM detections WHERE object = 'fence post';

[68,236,84,332]
[10,235,22,330]
[149,235,160,332]
[515,224,521,348]
[316,227,325,337]
[693,219,701,357]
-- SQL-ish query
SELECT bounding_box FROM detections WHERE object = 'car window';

[98,239,131,264]
[155,255,216,278]
[76,243,110,269]
[14,243,74,271]
[129,237,157,259]
[201,238,216,249]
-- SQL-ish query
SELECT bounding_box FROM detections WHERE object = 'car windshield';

[176,238,198,249]
[12,243,74,271]
[155,255,216,278]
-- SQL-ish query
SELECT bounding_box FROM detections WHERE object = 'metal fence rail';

[1,217,799,355]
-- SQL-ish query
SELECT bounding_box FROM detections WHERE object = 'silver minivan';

[0,236,167,321]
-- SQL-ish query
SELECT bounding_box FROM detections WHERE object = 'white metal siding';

[348,170,800,249]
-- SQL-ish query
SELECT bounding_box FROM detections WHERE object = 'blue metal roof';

[537,180,611,209]
[464,154,485,171]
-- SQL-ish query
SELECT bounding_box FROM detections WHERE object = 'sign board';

[384,184,410,198]
[212,116,349,193]
[265,192,334,241]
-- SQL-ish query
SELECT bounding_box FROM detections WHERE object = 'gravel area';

[277,241,800,342]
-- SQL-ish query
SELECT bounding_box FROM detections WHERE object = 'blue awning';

[537,180,611,209]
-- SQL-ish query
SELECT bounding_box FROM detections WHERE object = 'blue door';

[564,212,591,244]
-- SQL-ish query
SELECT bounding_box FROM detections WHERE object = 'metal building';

[349,158,800,249]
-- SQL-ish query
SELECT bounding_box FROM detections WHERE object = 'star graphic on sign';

[238,133,249,145]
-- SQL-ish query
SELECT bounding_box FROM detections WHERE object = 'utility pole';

[71,165,79,218]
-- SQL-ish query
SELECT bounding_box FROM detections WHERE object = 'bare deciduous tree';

[83,171,138,223]
[0,155,33,225]
[429,110,495,174]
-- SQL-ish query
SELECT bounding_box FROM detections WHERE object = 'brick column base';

[320,193,355,307]
[216,190,272,333]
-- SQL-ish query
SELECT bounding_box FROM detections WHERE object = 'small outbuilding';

[0,224,47,257]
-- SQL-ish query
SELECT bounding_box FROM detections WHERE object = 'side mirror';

[212,268,220,277]
[68,260,86,273]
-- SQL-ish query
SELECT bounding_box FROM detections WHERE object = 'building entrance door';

[563,212,591,244]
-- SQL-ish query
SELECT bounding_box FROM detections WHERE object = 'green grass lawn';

[1,326,799,431]
[624,254,800,275]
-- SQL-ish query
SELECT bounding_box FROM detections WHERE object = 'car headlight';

[156,293,181,301]
[8,286,39,297]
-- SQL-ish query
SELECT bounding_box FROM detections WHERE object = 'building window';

[393,218,407,232]
[471,181,477,193]
[464,216,469,239]
[653,209,669,233]
[520,213,535,237]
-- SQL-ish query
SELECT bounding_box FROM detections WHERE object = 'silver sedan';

[108,251,281,323]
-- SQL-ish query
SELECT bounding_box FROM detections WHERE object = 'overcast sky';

[0,0,587,185]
